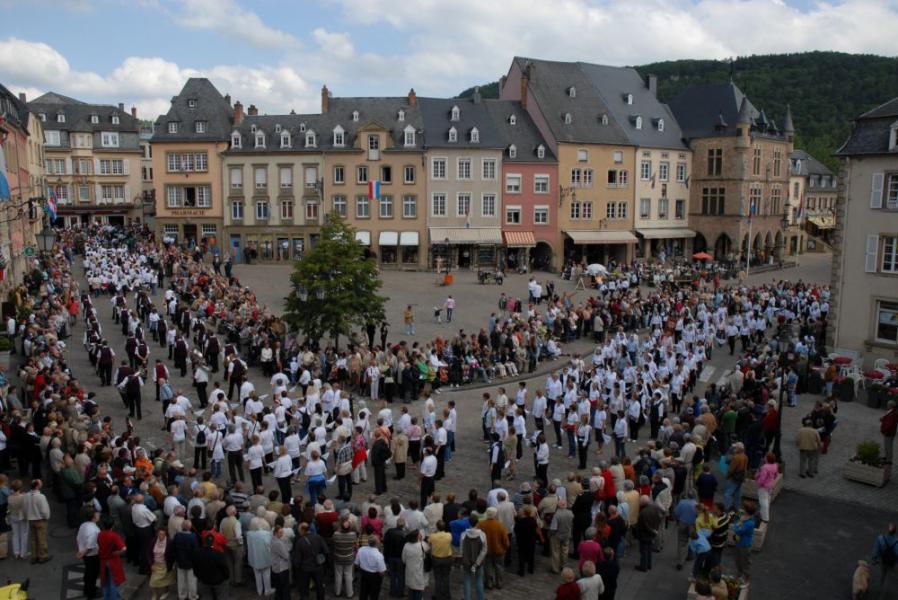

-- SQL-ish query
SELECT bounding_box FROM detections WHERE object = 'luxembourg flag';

[45,189,58,222]
[368,179,381,201]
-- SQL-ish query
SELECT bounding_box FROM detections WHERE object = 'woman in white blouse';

[304,449,327,506]
[272,447,294,505]
[246,434,266,490]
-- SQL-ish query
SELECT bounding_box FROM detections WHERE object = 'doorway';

[183,224,198,248]
[457,244,473,268]
[230,235,242,263]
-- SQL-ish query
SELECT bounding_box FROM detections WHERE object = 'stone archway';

[693,233,708,253]
[532,241,554,271]
[714,233,732,259]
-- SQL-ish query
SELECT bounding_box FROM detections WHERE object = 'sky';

[1,0,897,121]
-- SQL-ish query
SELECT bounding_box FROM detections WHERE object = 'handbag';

[422,542,432,572]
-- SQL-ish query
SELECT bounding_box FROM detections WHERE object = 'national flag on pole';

[45,189,58,222]
[0,143,10,201]
[368,179,380,201]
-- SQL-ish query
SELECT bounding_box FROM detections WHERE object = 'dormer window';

[280,131,291,148]
[470,127,479,143]
[38,113,46,121]
[305,131,316,148]
[564,112,572,125]
[333,125,345,147]
[250,124,257,133]
[508,144,517,159]
[448,127,457,143]
[255,132,265,148]
[635,116,643,130]
[398,109,405,122]
[275,124,282,133]
[231,132,242,148]
[187,99,197,108]
[568,86,576,98]
[112,114,120,125]
[195,121,206,134]
[657,118,664,132]
[601,114,609,126]
[890,121,898,151]
[509,114,517,125]
[167,122,177,134]
[299,122,306,132]
[537,144,545,159]
[403,125,416,147]
[90,114,99,124]
[352,110,359,122]
[625,93,633,105]
[57,113,66,123]
[450,105,460,122]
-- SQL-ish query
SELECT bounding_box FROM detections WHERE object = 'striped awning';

[503,230,536,247]
[636,228,697,239]
[565,230,638,244]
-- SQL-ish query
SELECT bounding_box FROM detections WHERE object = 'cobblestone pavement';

[20,249,898,600]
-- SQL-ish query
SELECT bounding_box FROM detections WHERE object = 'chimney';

[247,104,258,116]
[407,88,417,107]
[224,93,231,107]
[131,106,137,119]
[118,102,124,111]
[233,101,244,125]
[472,86,482,104]
[499,76,507,95]
[321,85,330,113]
[520,62,532,110]
[647,74,657,96]
[18,92,26,103]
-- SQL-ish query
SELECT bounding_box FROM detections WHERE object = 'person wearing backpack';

[872,522,898,591]
[460,516,487,600]
[192,417,208,470]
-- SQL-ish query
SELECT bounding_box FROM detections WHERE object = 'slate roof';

[225,113,340,154]
[836,96,898,156]
[325,96,424,151]
[482,99,555,162]
[790,150,833,178]
[151,78,233,143]
[28,91,140,133]
[417,96,504,149]
[0,83,28,131]
[668,82,760,139]
[511,57,685,149]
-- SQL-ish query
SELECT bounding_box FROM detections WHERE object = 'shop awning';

[378,231,398,246]
[636,228,697,239]
[399,231,419,246]
[429,227,503,245]
[808,216,835,230]
[503,231,536,247]
[565,230,638,245]
[355,230,371,246]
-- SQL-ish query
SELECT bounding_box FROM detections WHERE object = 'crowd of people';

[0,224,895,600]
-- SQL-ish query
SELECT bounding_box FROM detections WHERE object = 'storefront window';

[277,238,290,260]
[402,246,418,264]
[381,246,397,264]
[261,239,274,260]
[292,238,304,259]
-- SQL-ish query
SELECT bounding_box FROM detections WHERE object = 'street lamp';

[35,225,56,255]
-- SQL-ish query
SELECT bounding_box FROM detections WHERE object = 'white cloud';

[322,0,898,94]
[0,37,316,120]
[170,0,300,49]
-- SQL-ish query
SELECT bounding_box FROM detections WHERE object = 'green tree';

[283,213,386,347]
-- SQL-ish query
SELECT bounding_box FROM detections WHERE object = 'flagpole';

[746,209,752,280]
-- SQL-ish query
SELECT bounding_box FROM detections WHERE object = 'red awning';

[503,231,536,247]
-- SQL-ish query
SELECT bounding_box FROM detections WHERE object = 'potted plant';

[0,335,12,371]
[843,440,891,487]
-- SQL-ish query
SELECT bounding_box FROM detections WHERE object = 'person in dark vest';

[136,340,150,372]
[97,341,115,386]
[125,334,138,370]
[228,357,246,401]
[157,318,168,350]
[119,370,144,420]
[174,335,189,378]
[114,360,134,407]
[153,359,169,403]
[120,308,130,337]
[205,335,220,374]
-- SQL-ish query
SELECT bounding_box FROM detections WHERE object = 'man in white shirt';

[132,494,157,574]
[224,424,246,484]
[419,447,438,507]
[76,509,101,598]
[355,537,387,598]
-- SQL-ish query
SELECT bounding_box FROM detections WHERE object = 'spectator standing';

[23,479,51,563]
[356,535,388,600]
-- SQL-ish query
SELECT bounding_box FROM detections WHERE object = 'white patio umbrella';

[586,263,608,276]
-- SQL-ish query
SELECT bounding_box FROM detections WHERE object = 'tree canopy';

[283,213,386,346]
